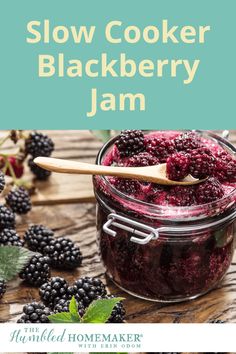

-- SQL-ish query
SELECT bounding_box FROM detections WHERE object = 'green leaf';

[82,297,124,323]
[48,312,80,323]
[69,296,81,322]
[91,130,112,142]
[0,246,36,281]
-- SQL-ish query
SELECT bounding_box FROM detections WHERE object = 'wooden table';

[0,130,236,324]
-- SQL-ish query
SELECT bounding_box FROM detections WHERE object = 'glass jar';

[93,131,236,302]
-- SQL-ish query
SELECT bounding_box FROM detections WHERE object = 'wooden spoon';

[34,157,206,186]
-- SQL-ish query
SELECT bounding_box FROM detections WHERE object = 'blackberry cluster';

[44,237,82,270]
[39,277,69,308]
[166,152,190,181]
[25,132,54,158]
[0,171,5,194]
[69,277,107,306]
[0,279,6,298]
[0,229,24,247]
[54,298,85,317]
[28,158,51,180]
[5,187,31,214]
[17,302,51,323]
[0,205,15,230]
[189,148,216,179]
[168,186,196,207]
[146,137,176,162]
[127,152,159,167]
[116,130,145,157]
[19,255,51,286]
[214,153,236,182]
[174,131,201,152]
[99,295,125,323]
[113,178,140,196]
[196,177,224,204]
[24,224,54,252]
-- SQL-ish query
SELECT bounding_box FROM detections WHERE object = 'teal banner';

[1,0,235,128]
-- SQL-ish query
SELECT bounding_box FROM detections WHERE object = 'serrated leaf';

[82,297,124,323]
[48,312,80,323]
[91,130,111,142]
[69,296,81,322]
[0,246,36,281]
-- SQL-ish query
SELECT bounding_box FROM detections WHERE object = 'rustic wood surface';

[0,130,236,324]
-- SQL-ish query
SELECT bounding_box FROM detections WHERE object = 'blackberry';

[39,277,69,308]
[209,319,226,323]
[113,177,140,196]
[19,254,51,287]
[17,302,51,323]
[168,186,196,206]
[174,131,201,152]
[127,152,159,167]
[99,295,125,323]
[54,298,85,317]
[5,187,31,214]
[0,171,5,194]
[146,137,176,162]
[25,131,54,158]
[196,177,224,204]
[166,152,190,181]
[0,229,24,247]
[43,237,82,270]
[24,224,54,252]
[0,279,6,298]
[70,277,107,306]
[0,205,15,230]
[189,148,216,179]
[115,130,145,157]
[28,158,51,180]
[214,154,236,182]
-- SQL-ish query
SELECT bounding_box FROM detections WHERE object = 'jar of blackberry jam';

[93,130,236,302]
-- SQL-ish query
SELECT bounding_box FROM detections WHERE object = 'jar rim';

[96,130,236,220]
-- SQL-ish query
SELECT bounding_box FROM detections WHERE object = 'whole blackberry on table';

[98,295,125,323]
[0,205,15,230]
[5,187,31,214]
[145,137,176,162]
[43,237,82,270]
[17,302,51,323]
[25,131,54,158]
[0,171,5,194]
[39,277,69,308]
[19,254,50,287]
[115,130,145,157]
[0,279,6,298]
[189,148,216,179]
[209,319,226,323]
[166,152,190,181]
[69,276,107,307]
[54,298,85,317]
[196,177,224,204]
[28,158,51,180]
[24,224,54,252]
[0,229,24,247]
[174,131,201,152]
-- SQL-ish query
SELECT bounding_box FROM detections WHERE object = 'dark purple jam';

[94,131,236,301]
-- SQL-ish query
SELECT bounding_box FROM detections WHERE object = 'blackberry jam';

[93,131,236,302]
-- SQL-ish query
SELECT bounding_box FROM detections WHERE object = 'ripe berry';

[174,132,201,152]
[28,158,51,180]
[113,178,140,196]
[19,255,51,287]
[0,172,5,194]
[25,131,54,158]
[0,229,24,247]
[43,237,82,270]
[17,302,51,323]
[5,187,31,214]
[24,224,54,252]
[5,157,24,178]
[146,137,176,162]
[69,277,107,306]
[127,152,159,167]
[189,148,216,179]
[0,205,15,230]
[166,152,190,181]
[54,298,85,317]
[168,186,196,206]
[116,130,145,157]
[99,295,126,323]
[0,279,6,299]
[39,277,69,308]
[196,177,224,204]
